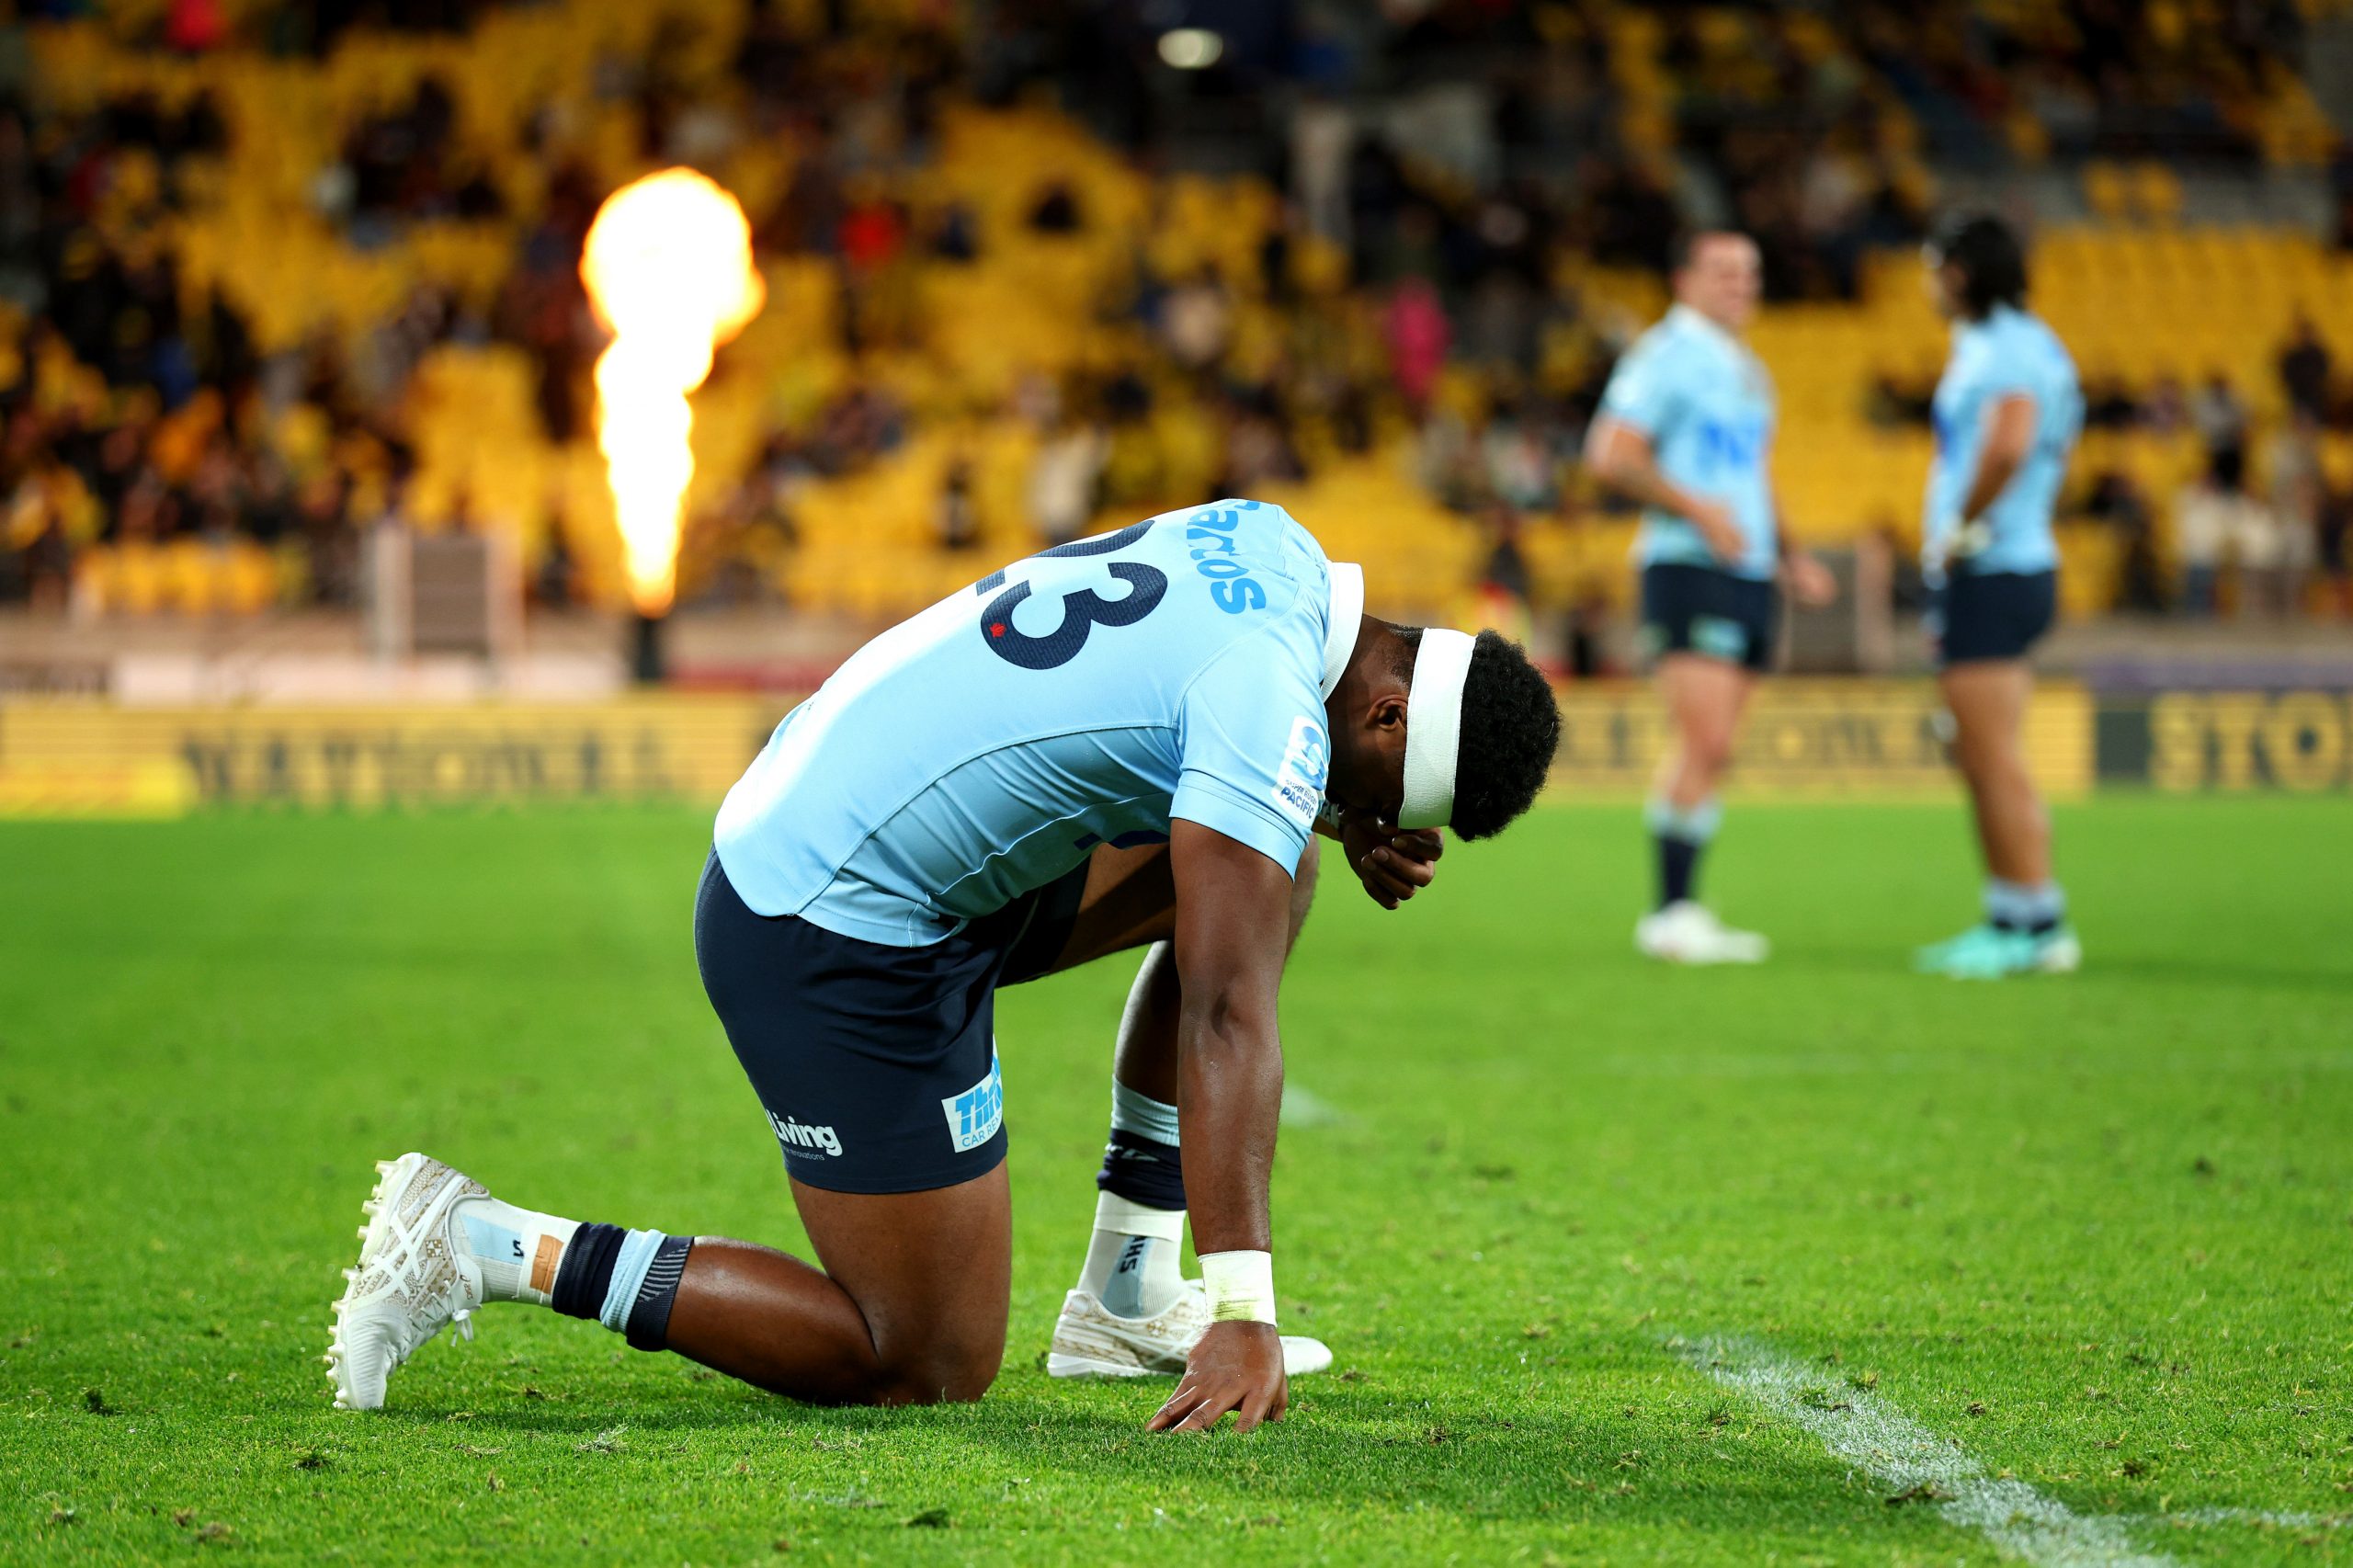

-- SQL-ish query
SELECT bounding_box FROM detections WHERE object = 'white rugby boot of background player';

[327,1153,490,1411]
[1049,1281,1335,1380]
[1634,899,1770,965]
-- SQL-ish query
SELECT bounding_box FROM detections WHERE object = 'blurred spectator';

[1480,398,1557,511]
[1028,414,1107,546]
[926,200,979,263]
[2189,373,2248,476]
[1869,519,1927,614]
[1216,388,1304,494]
[1865,369,1934,429]
[2334,136,2353,252]
[2081,374,2140,432]
[2086,471,2166,614]
[2261,411,2324,614]
[809,380,907,474]
[2176,454,2288,619]
[2277,315,2333,422]
[2139,374,2188,437]
[2319,485,2351,616]
[2232,494,2292,619]
[1473,504,1534,642]
[1382,278,1449,412]
[1027,180,1082,234]
[532,509,577,608]
[1562,586,1616,679]
[938,455,979,551]
[1158,268,1232,373]
[23,515,71,611]
[2174,468,2236,617]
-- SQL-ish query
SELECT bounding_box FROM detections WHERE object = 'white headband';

[1398,628,1475,830]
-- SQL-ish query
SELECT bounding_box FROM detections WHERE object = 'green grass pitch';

[3,798,2348,1564]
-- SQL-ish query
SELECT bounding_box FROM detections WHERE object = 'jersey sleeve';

[1597,335,1684,438]
[1969,329,2041,402]
[1170,633,1324,878]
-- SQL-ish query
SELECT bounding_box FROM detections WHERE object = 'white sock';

[451,1195,580,1307]
[1079,1192,1186,1319]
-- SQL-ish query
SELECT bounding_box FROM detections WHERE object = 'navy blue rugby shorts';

[1927,569,2056,667]
[1640,562,1780,674]
[694,850,1088,1195]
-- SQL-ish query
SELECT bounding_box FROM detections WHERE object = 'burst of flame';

[579,169,764,617]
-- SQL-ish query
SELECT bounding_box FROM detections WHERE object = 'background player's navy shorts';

[694,850,1088,1195]
[1927,569,2057,667]
[1640,562,1780,674]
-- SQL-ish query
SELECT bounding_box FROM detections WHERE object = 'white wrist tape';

[1198,1250,1276,1325]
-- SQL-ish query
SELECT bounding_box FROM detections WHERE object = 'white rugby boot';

[326,1153,488,1411]
[1048,1280,1334,1379]
[1635,900,1770,965]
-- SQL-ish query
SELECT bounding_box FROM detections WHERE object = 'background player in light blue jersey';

[332,500,1560,1434]
[1586,231,1837,965]
[1914,214,2085,980]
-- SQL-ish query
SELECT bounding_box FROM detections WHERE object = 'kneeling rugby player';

[330,499,1561,1432]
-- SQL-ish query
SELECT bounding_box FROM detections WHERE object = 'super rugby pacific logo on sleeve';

[1272,716,1328,829]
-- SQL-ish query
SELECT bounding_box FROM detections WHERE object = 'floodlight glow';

[1158,28,1223,69]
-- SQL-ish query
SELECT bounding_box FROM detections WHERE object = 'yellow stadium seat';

[2083,163,2131,222]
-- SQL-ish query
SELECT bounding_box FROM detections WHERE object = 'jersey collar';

[1953,302,2020,348]
[1666,302,1745,356]
[1322,562,1363,700]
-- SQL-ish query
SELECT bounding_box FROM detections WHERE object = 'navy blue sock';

[623,1233,694,1351]
[551,1221,624,1321]
[1985,879,2065,937]
[548,1221,692,1352]
[1657,834,1702,908]
[1097,1127,1187,1210]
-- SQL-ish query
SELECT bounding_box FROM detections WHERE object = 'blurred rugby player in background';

[1914,214,2085,978]
[1586,232,1837,964]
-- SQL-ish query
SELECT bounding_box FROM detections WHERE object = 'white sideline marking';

[1677,1335,2178,1568]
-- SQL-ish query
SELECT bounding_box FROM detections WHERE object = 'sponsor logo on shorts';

[1271,715,1328,829]
[941,1052,1005,1154]
[768,1111,843,1158]
[1692,615,1748,661]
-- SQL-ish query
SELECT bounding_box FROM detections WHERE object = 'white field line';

[2137,1507,2349,1532]
[1677,1335,2178,1568]
[1278,1083,1350,1128]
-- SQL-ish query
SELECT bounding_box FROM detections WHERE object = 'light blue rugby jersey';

[1596,304,1779,581]
[1925,304,2081,578]
[713,500,1361,947]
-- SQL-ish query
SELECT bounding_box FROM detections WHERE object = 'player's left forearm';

[1769,484,1807,564]
[1165,819,1295,1256]
[1960,452,2023,524]
[1174,996,1281,1256]
[1960,394,2037,525]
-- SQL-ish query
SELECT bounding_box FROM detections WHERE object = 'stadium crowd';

[0,0,2348,632]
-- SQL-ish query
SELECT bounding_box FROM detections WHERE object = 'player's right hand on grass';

[1341,813,1442,909]
[1146,1321,1289,1433]
[1687,497,1744,563]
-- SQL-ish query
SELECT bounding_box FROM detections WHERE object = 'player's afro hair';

[1928,212,2028,320]
[1393,628,1561,841]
